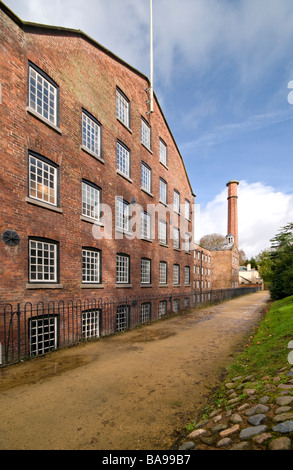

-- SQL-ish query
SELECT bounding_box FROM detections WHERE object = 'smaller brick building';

[193,180,240,292]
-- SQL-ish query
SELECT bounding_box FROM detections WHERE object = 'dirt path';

[0,291,270,450]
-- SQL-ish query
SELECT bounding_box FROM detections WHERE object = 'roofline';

[0,1,195,198]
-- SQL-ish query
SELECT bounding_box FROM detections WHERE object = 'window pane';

[116,89,130,127]
[174,190,180,213]
[82,112,101,157]
[159,139,167,166]
[29,155,57,205]
[159,179,167,204]
[159,262,167,284]
[141,259,151,284]
[82,249,100,283]
[141,211,151,240]
[141,163,151,193]
[116,198,129,232]
[116,255,129,283]
[159,220,167,245]
[29,240,57,282]
[29,66,57,124]
[82,182,100,220]
[141,118,151,149]
[117,142,130,177]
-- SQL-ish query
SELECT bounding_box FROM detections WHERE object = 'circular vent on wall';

[2,230,20,246]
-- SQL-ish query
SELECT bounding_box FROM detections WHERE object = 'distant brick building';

[193,180,240,292]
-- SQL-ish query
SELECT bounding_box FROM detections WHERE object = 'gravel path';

[0,291,269,450]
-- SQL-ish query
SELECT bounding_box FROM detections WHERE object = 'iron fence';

[0,286,261,366]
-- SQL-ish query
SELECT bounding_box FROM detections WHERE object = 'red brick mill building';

[0,2,200,361]
[1,3,257,366]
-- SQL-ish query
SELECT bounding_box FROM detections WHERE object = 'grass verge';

[227,294,293,379]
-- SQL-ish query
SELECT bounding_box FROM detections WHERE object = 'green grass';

[227,295,293,379]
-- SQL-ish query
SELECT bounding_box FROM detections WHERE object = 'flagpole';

[150,0,154,113]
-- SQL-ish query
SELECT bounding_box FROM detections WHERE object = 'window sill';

[159,284,169,287]
[159,243,169,248]
[26,107,62,134]
[80,284,104,289]
[116,170,133,183]
[80,145,105,164]
[115,228,133,238]
[141,187,154,198]
[159,161,168,170]
[26,283,63,289]
[26,197,63,213]
[173,247,181,252]
[115,284,132,288]
[141,284,153,288]
[159,200,168,208]
[141,237,153,243]
[141,143,153,154]
[117,118,132,134]
[80,215,104,226]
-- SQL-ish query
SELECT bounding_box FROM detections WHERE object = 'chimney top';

[226,180,239,187]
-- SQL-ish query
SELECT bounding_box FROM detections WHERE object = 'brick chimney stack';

[226,180,239,249]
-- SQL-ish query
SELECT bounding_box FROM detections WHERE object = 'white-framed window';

[159,261,167,284]
[82,181,101,221]
[82,110,101,158]
[141,258,151,284]
[116,198,130,232]
[141,117,151,149]
[159,178,167,205]
[185,199,191,220]
[82,248,101,284]
[116,305,129,332]
[117,141,130,178]
[29,315,58,356]
[159,138,167,166]
[141,211,151,240]
[29,239,58,283]
[173,227,180,250]
[159,219,167,245]
[185,266,190,285]
[185,233,190,253]
[141,303,151,324]
[82,309,100,338]
[158,300,167,318]
[173,190,180,213]
[28,153,58,206]
[173,299,180,313]
[116,88,130,128]
[116,254,130,284]
[28,63,58,126]
[141,162,152,193]
[173,264,180,285]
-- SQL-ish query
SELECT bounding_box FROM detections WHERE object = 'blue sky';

[3,0,293,257]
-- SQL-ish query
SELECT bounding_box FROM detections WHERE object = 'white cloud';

[6,0,293,86]
[195,181,293,258]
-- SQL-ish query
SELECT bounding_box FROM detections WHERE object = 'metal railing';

[0,286,261,366]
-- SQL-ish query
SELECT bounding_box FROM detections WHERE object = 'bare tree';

[199,233,226,251]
